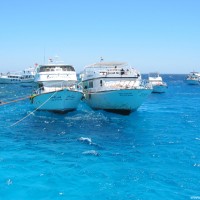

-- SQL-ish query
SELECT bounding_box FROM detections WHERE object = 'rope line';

[10,91,58,127]
[0,96,30,106]
[0,95,30,101]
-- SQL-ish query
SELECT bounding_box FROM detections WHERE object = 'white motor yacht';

[80,62,152,115]
[186,72,200,85]
[148,73,167,93]
[30,62,83,112]
[0,67,35,85]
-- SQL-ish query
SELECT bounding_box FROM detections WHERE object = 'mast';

[43,47,46,64]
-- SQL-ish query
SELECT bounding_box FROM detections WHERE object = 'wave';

[78,137,92,144]
[82,150,100,156]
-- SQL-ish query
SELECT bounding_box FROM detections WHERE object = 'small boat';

[0,67,35,85]
[148,72,167,93]
[186,72,200,85]
[80,61,152,115]
[30,60,83,113]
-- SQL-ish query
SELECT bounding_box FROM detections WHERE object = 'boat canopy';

[85,62,127,68]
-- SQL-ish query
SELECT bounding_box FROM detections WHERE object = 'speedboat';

[186,72,200,85]
[0,67,35,85]
[30,61,83,113]
[80,62,152,115]
[148,72,167,93]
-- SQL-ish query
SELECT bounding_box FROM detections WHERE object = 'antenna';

[43,47,46,64]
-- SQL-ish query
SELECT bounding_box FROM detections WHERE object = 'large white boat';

[186,72,200,85]
[80,62,152,115]
[0,67,35,85]
[148,72,167,93]
[30,62,83,112]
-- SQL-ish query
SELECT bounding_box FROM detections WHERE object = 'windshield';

[39,65,75,72]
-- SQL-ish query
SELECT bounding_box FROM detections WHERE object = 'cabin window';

[66,65,75,71]
[39,67,46,72]
[100,80,103,86]
[89,81,93,88]
[39,65,75,72]
[62,67,67,71]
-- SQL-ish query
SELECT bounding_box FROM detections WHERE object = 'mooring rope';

[1,94,28,101]
[0,96,30,106]
[10,91,58,127]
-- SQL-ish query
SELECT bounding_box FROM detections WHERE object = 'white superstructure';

[80,62,152,115]
[31,62,83,112]
[148,73,167,93]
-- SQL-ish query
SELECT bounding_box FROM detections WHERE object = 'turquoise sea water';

[0,74,200,200]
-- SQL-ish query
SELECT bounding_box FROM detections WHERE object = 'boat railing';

[85,79,152,93]
[33,81,82,95]
[99,68,139,77]
[84,67,140,78]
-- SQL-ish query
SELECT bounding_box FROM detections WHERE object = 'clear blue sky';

[0,0,199,73]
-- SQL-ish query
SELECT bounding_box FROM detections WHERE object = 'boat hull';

[0,77,34,84]
[152,85,167,93]
[31,89,83,112]
[186,79,199,85]
[84,89,152,114]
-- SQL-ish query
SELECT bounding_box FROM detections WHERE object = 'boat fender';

[30,94,36,103]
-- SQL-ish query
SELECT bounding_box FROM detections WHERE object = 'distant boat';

[0,67,35,85]
[80,61,152,115]
[186,72,200,85]
[30,60,83,113]
[148,72,167,93]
